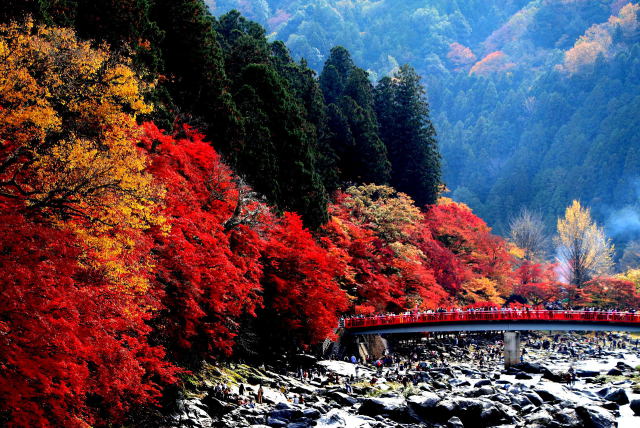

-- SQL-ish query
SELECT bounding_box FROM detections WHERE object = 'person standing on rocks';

[257,384,264,404]
[238,383,245,397]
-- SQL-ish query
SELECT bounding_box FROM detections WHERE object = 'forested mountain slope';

[210,0,640,247]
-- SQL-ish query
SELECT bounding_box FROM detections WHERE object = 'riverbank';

[164,332,640,427]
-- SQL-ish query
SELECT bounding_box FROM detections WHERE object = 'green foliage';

[320,47,391,185]
[209,1,640,253]
[375,66,442,207]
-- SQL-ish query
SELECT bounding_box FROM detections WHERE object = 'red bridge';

[342,310,640,334]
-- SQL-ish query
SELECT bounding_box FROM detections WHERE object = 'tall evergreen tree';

[217,12,329,227]
[319,46,390,185]
[151,0,241,144]
[375,65,442,207]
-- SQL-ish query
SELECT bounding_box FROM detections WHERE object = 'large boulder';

[202,394,237,417]
[597,387,629,405]
[268,407,303,422]
[317,408,377,427]
[522,391,543,406]
[575,369,600,378]
[357,396,414,423]
[515,372,533,380]
[630,398,640,415]
[326,391,358,407]
[169,397,213,428]
[525,409,553,425]
[512,362,547,374]
[407,393,441,417]
[433,397,507,426]
[447,416,464,428]
[555,409,583,428]
[575,406,616,428]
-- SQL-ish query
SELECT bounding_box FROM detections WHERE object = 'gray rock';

[606,368,623,376]
[269,408,303,421]
[407,392,441,419]
[170,398,213,428]
[302,408,321,419]
[202,394,237,417]
[266,416,288,427]
[631,398,640,415]
[358,396,415,423]
[447,416,464,428]
[474,379,492,387]
[575,405,616,428]
[526,409,552,425]
[472,385,494,396]
[515,372,533,380]
[533,386,562,402]
[616,361,634,370]
[604,388,628,405]
[554,409,583,428]
[575,369,600,378]
[326,391,358,407]
[513,362,547,374]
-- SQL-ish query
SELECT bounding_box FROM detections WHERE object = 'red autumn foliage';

[141,123,264,358]
[583,277,640,309]
[323,189,449,313]
[420,201,515,299]
[513,262,560,305]
[0,207,177,428]
[260,212,349,348]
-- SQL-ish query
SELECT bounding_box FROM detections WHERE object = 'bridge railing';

[342,310,640,329]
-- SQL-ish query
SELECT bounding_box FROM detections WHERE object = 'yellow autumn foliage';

[462,277,504,305]
[0,21,163,294]
[555,200,613,286]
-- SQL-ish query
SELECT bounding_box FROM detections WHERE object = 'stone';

[447,416,464,428]
[326,391,358,407]
[615,361,634,370]
[525,409,552,425]
[603,387,629,405]
[302,408,321,419]
[474,379,492,387]
[357,396,414,423]
[606,368,622,376]
[541,369,564,383]
[472,385,494,396]
[630,398,640,415]
[554,409,583,428]
[266,417,288,428]
[407,392,441,417]
[513,362,546,374]
[515,372,533,380]
[575,406,616,428]
[575,369,600,378]
[171,398,213,428]
[269,408,303,421]
[202,394,237,417]
[286,423,309,428]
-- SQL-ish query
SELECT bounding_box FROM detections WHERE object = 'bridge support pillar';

[357,335,388,361]
[504,331,521,368]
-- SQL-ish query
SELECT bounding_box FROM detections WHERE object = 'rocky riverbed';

[165,332,640,427]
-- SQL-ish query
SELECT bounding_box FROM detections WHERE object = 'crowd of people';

[340,306,640,328]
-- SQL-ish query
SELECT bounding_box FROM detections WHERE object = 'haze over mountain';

[209,0,640,253]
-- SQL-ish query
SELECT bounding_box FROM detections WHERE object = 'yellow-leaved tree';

[0,21,162,293]
[555,200,613,287]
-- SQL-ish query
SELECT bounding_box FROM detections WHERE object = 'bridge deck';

[343,310,640,334]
